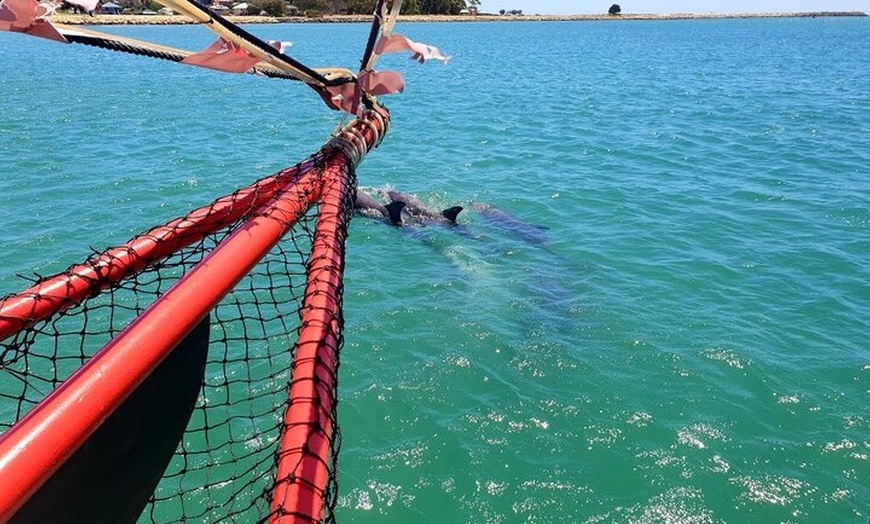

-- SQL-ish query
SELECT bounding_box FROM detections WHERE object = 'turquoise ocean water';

[2,16,869,523]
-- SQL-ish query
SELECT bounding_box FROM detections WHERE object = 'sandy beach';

[52,11,867,25]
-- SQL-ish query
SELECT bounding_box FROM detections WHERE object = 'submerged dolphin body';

[385,190,463,225]
[354,190,405,225]
[472,203,549,245]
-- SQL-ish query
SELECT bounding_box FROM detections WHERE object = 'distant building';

[101,2,122,14]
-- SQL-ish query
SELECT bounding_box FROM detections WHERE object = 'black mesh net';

[0,143,360,523]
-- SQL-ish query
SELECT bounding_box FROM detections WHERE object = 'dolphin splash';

[354,187,463,227]
[354,189,549,248]
[354,190,405,225]
[384,190,463,225]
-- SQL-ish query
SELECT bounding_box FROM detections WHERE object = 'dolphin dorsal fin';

[440,206,463,224]
[385,201,406,226]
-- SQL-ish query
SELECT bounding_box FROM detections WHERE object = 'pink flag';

[375,33,450,64]
[0,0,67,43]
[317,70,405,114]
[0,3,18,28]
[0,0,40,29]
[66,0,98,13]
[358,70,405,97]
[268,40,292,54]
[21,17,64,41]
[316,82,362,115]
[182,38,261,74]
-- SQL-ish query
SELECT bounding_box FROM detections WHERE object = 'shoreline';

[52,11,868,25]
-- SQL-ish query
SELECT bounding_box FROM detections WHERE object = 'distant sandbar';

[53,11,868,25]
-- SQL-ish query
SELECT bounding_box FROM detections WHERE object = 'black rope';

[359,0,386,71]
[186,1,335,85]
[63,33,302,82]
[254,68,304,81]
[66,0,339,86]
[64,34,186,63]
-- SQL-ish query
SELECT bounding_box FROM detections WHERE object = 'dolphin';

[384,190,463,224]
[471,203,549,245]
[354,190,405,225]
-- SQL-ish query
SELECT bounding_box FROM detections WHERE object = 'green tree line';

[292,0,471,15]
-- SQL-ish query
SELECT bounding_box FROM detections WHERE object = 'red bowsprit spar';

[0,110,386,523]
[0,0,447,522]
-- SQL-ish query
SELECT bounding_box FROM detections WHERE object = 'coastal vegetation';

[71,0,479,16]
[50,9,869,24]
[291,0,472,15]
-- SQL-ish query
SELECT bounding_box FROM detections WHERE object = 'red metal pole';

[0,168,323,523]
[0,158,316,343]
[270,156,348,523]
[270,109,387,523]
[0,107,388,523]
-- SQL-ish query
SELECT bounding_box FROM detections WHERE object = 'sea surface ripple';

[1,17,868,523]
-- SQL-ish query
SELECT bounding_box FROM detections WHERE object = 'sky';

[478,0,870,15]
